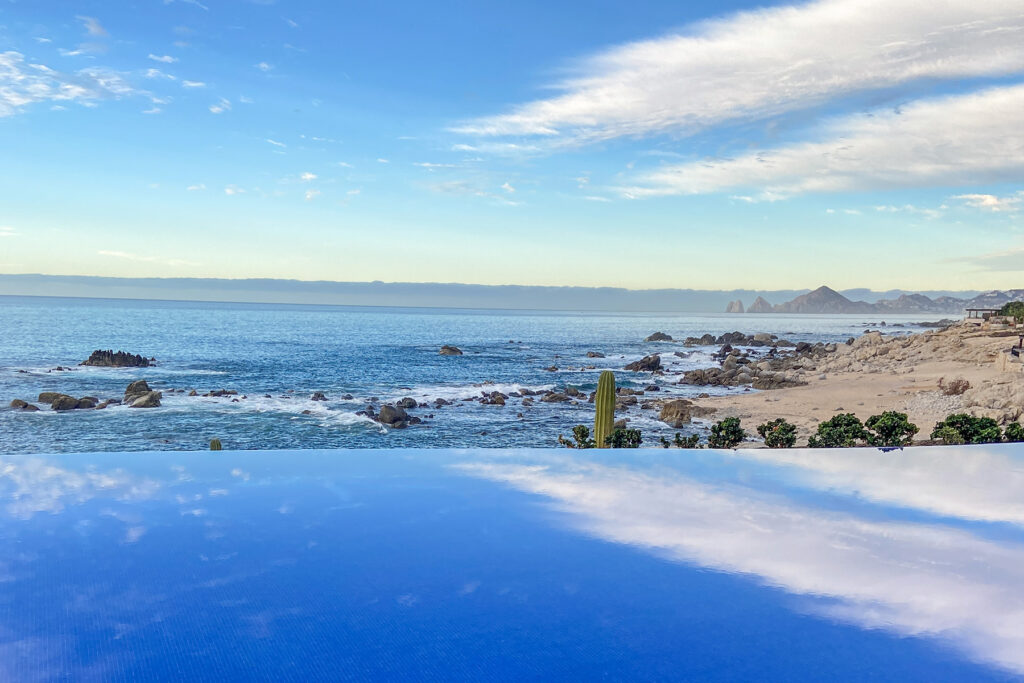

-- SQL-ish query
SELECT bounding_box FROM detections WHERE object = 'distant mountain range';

[0,274,1008,313]
[726,286,1024,315]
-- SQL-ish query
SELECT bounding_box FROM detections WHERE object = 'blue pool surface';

[2,445,1024,681]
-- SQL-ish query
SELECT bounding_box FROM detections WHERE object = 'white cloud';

[455,0,1024,144]
[346,189,361,196]
[300,171,317,181]
[141,106,161,114]
[458,455,1024,675]
[186,183,206,191]
[209,97,231,114]
[376,158,389,164]
[145,68,175,80]
[583,196,611,202]
[224,185,244,195]
[76,16,108,38]
[414,162,456,169]
[0,52,138,117]
[181,80,205,88]
[0,226,18,237]
[266,138,286,148]
[620,85,1024,198]
[336,161,353,168]
[148,54,178,64]
[255,62,273,72]
[285,18,299,28]
[97,250,197,267]
[304,189,320,201]
[501,181,515,193]
[33,37,52,44]
[954,192,1024,212]
[428,180,520,206]
[874,204,945,219]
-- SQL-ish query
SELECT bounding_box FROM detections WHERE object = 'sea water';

[0,296,942,453]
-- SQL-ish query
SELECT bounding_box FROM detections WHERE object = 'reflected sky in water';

[1,446,1023,681]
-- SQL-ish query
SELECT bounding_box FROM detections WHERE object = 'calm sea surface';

[0,296,942,453]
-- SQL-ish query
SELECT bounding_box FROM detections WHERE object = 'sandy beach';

[692,321,1024,447]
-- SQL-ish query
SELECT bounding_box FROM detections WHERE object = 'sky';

[0,0,1022,292]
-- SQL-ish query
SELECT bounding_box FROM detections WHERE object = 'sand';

[691,321,1024,447]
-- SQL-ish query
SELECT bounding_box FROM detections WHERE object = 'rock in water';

[725,300,745,314]
[311,391,327,401]
[624,354,661,372]
[397,397,418,409]
[81,350,152,367]
[9,399,40,411]
[51,395,81,411]
[377,404,409,427]
[644,332,673,342]
[124,380,161,408]
[747,296,773,313]
[439,345,463,356]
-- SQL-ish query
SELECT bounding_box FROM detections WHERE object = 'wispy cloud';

[429,180,520,206]
[0,52,138,117]
[223,184,245,195]
[0,226,18,237]
[953,192,1023,212]
[266,138,286,148]
[76,16,108,38]
[874,204,945,219]
[455,0,1024,145]
[148,54,178,64]
[209,97,231,114]
[181,80,205,88]
[97,250,197,267]
[304,189,320,201]
[186,183,206,191]
[300,171,317,181]
[620,85,1024,198]
[255,61,273,72]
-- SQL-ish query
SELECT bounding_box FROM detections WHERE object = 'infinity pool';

[2,446,1023,681]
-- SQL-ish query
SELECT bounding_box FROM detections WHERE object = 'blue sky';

[1,0,1022,291]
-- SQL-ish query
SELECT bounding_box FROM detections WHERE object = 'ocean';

[0,296,942,453]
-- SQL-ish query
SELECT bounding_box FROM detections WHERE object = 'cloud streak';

[456,0,1024,144]
[0,52,137,117]
[620,85,1024,198]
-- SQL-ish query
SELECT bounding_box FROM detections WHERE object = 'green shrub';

[606,428,642,448]
[709,417,745,449]
[558,425,595,449]
[1005,422,1024,443]
[932,425,965,445]
[930,413,1002,444]
[756,418,797,448]
[999,301,1024,322]
[865,411,919,447]
[673,433,702,449]
[807,413,868,448]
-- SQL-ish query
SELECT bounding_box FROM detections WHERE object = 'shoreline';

[685,321,1023,447]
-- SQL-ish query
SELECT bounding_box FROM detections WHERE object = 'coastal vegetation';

[756,419,797,448]
[709,417,746,448]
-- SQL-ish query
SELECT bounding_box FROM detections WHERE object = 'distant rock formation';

[772,286,875,314]
[747,296,774,313]
[755,286,1024,315]
[725,300,744,313]
[81,350,152,367]
[644,332,673,342]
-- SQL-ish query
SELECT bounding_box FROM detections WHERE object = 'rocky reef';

[81,350,154,367]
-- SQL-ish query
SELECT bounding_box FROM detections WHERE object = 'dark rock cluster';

[80,350,153,367]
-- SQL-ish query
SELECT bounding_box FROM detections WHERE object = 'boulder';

[51,395,81,411]
[644,332,673,342]
[311,391,328,401]
[397,397,418,409]
[37,392,63,404]
[439,345,463,356]
[624,355,661,372]
[9,399,40,411]
[377,404,409,427]
[658,399,716,427]
[81,349,152,367]
[585,351,605,358]
[540,392,570,403]
[128,391,162,408]
[77,397,98,409]
[124,380,152,402]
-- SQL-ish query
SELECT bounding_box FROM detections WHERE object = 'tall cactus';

[210,438,223,451]
[594,371,616,448]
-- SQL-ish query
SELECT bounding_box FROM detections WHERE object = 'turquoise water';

[0,296,940,453]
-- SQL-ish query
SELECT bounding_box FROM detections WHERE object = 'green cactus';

[210,438,223,451]
[593,370,616,449]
